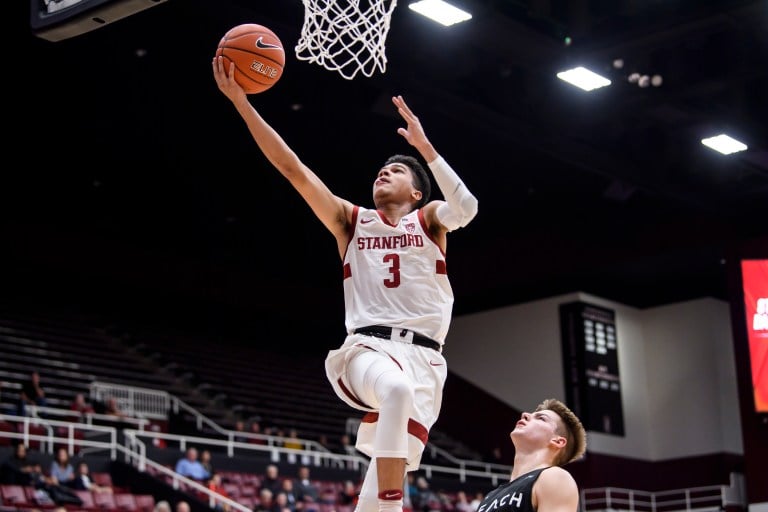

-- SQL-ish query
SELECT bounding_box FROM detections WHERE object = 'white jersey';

[342,206,454,343]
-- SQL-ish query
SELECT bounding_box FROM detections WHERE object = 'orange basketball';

[215,24,285,94]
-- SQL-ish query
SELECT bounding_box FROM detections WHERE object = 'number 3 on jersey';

[383,253,400,288]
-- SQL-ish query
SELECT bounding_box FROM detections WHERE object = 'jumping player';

[212,56,478,512]
[477,399,587,512]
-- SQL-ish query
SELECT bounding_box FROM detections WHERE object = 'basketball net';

[296,0,398,80]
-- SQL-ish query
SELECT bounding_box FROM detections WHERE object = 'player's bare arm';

[213,56,352,249]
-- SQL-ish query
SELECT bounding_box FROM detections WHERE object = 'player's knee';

[383,379,415,408]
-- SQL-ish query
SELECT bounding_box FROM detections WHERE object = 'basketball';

[215,24,285,94]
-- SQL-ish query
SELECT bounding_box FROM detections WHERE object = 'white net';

[296,0,398,80]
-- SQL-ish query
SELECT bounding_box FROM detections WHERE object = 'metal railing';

[0,413,118,458]
[580,477,746,512]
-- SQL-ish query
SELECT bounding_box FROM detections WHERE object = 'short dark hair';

[535,398,587,466]
[384,155,431,209]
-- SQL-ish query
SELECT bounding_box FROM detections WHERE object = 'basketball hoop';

[296,0,398,80]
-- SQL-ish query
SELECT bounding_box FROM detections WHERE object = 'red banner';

[742,259,768,412]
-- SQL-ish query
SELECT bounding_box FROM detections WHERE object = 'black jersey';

[477,468,550,512]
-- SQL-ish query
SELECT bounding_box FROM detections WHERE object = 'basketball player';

[476,399,587,512]
[212,56,478,512]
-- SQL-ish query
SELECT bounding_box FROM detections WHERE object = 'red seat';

[238,496,255,509]
[134,494,156,512]
[92,472,113,488]
[115,493,138,511]
[74,490,96,509]
[0,485,31,506]
[93,491,117,509]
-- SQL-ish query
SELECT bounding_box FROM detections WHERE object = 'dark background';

[7,0,768,350]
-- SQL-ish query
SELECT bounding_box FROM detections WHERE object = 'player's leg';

[347,350,413,512]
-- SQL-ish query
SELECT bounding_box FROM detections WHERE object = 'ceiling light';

[408,0,472,26]
[701,134,748,155]
[557,66,611,91]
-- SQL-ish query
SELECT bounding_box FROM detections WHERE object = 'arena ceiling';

[7,0,768,341]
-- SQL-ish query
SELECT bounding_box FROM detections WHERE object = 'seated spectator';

[71,461,113,493]
[453,491,475,512]
[207,474,231,512]
[293,465,319,510]
[17,371,47,416]
[248,421,267,445]
[1,444,82,507]
[337,480,358,508]
[200,449,214,476]
[232,420,249,443]
[1,443,46,486]
[70,393,95,417]
[338,434,357,456]
[176,500,191,512]
[283,429,303,450]
[279,478,299,512]
[260,464,281,495]
[104,398,127,419]
[49,447,75,487]
[412,476,441,512]
[255,488,275,512]
[154,501,172,512]
[174,447,210,481]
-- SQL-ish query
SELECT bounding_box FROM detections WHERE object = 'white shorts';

[325,331,448,470]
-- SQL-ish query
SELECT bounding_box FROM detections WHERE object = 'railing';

[90,381,169,420]
[581,477,746,512]
[0,413,119,458]
[27,404,150,431]
[125,429,512,485]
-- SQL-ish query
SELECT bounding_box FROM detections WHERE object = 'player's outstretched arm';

[212,56,351,244]
[392,95,478,232]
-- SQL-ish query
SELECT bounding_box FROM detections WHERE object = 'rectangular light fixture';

[701,134,748,155]
[557,66,611,91]
[408,0,472,26]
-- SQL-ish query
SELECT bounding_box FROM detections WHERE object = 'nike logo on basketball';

[361,218,375,224]
[255,37,281,50]
[429,361,444,366]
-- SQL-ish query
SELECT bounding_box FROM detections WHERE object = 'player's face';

[373,163,420,205]
[510,409,563,446]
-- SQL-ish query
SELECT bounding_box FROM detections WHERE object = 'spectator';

[1,444,82,507]
[255,488,275,512]
[207,473,231,512]
[337,480,358,508]
[274,490,294,512]
[18,371,46,416]
[1,443,46,486]
[283,429,302,450]
[200,449,214,476]
[453,491,474,512]
[248,421,267,445]
[176,500,191,512]
[104,397,126,419]
[293,465,319,509]
[232,420,249,443]
[175,447,210,481]
[49,447,75,487]
[70,393,95,415]
[338,434,356,457]
[154,501,172,512]
[278,478,299,512]
[468,492,483,511]
[411,476,441,512]
[260,464,281,495]
[71,461,113,493]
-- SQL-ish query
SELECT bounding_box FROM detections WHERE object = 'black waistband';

[353,325,442,352]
